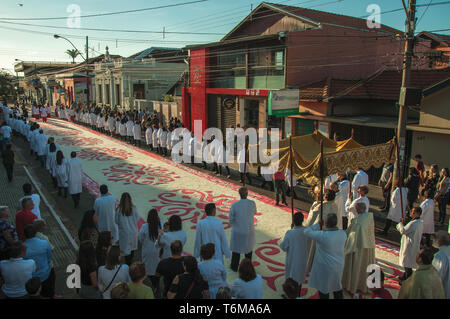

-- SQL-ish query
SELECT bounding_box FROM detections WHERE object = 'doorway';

[244,99,259,129]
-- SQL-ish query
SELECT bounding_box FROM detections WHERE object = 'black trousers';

[219,165,231,176]
[41,268,56,298]
[230,251,252,272]
[4,163,13,182]
[319,290,343,299]
[124,250,135,266]
[342,217,348,230]
[423,233,432,247]
[275,180,287,204]
[71,193,81,208]
[240,172,252,185]
[383,218,393,234]
[261,180,274,191]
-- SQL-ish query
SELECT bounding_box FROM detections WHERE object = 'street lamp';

[54,34,90,106]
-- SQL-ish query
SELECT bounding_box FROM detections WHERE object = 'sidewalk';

[0,142,79,299]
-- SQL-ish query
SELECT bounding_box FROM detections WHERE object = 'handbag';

[102,264,122,294]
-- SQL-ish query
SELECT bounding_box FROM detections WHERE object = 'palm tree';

[66,49,80,63]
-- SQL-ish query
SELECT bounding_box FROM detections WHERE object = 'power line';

[0,20,225,36]
[0,0,208,21]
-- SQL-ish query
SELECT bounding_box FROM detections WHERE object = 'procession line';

[48,118,400,256]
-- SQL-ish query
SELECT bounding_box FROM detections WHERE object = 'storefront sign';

[268,89,300,117]
[223,98,235,109]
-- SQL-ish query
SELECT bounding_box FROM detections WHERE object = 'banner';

[268,89,300,117]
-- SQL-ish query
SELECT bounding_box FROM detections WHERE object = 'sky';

[1,0,449,74]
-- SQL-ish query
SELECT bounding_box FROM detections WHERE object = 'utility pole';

[86,36,90,107]
[393,0,416,184]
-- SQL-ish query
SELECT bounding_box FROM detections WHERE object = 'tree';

[0,71,16,103]
[66,49,80,63]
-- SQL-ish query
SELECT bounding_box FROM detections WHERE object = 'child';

[133,120,142,147]
[26,277,42,299]
[127,262,154,299]
[145,124,153,151]
[370,270,393,299]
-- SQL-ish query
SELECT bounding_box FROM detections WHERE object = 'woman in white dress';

[157,215,187,260]
[230,258,263,299]
[115,192,139,266]
[55,150,69,198]
[198,243,227,299]
[138,208,163,290]
[98,245,131,299]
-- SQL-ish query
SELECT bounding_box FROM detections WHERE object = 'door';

[244,99,259,129]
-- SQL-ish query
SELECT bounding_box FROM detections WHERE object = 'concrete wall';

[420,86,450,128]
[410,130,450,170]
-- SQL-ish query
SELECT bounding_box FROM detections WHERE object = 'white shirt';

[98,264,131,299]
[0,258,36,298]
[94,195,119,243]
[158,230,187,260]
[351,170,369,199]
[231,275,263,299]
[280,226,309,284]
[419,198,435,234]
[432,246,450,299]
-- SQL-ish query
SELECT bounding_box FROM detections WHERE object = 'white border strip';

[23,165,79,251]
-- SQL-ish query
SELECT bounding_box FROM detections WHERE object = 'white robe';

[158,230,187,260]
[280,226,308,284]
[133,124,141,140]
[36,133,48,156]
[229,199,256,254]
[55,158,69,188]
[94,195,118,243]
[396,219,424,269]
[115,121,121,135]
[46,151,57,176]
[387,187,408,223]
[336,180,350,218]
[67,158,83,195]
[167,132,173,150]
[138,223,161,276]
[345,196,370,227]
[194,216,231,264]
[145,127,153,145]
[198,259,227,299]
[126,121,134,136]
[119,123,126,136]
[432,246,450,299]
[152,129,159,147]
[304,224,347,293]
[325,173,338,189]
[351,170,369,199]
[237,148,248,173]
[260,165,273,182]
[115,206,139,255]
[159,130,168,148]
[419,198,435,234]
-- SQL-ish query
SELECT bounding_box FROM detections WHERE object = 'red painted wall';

[189,48,209,131]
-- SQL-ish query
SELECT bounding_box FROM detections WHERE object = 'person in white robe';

[187,131,196,164]
[229,187,256,271]
[108,116,115,136]
[345,185,370,227]
[67,152,83,208]
[46,143,58,187]
[194,203,230,264]
[115,193,139,265]
[115,118,121,137]
[331,176,350,229]
[432,231,450,299]
[304,213,347,299]
[420,189,435,247]
[166,128,173,156]
[145,124,153,150]
[351,169,369,200]
[126,119,134,143]
[342,202,376,295]
[381,180,408,235]
[237,147,251,185]
[159,127,168,156]
[209,136,221,174]
[93,185,118,243]
[325,173,338,190]
[138,209,163,290]
[260,164,274,191]
[280,212,308,296]
[55,151,69,197]
[152,125,160,153]
[119,120,127,140]
[396,206,424,282]
[198,243,227,299]
[133,121,142,147]
[217,140,231,178]
[157,215,187,260]
[35,130,48,168]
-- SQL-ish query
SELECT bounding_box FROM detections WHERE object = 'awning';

[289,114,419,129]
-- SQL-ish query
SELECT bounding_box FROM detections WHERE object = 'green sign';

[268,89,300,117]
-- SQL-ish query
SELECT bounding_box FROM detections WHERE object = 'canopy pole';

[289,135,294,226]
[319,140,324,230]
[394,136,405,220]
[243,137,248,187]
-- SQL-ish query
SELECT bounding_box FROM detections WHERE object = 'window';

[133,84,145,99]
[105,84,110,104]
